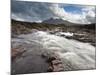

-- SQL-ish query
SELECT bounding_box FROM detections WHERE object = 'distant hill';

[42,18,75,26]
[12,19,96,27]
[42,18,96,28]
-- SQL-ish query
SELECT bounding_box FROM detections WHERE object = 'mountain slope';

[42,18,75,26]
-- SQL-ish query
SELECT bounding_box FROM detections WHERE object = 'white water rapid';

[12,31,95,73]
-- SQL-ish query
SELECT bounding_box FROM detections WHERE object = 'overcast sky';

[11,0,96,24]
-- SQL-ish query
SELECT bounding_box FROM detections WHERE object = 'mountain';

[42,18,75,26]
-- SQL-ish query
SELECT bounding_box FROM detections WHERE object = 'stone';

[47,66,53,72]
[53,65,64,72]
[46,57,56,62]
[11,47,26,60]
[52,60,62,65]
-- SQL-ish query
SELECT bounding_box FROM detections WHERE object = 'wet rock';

[53,65,64,72]
[41,52,59,62]
[47,66,53,72]
[41,52,64,72]
[12,48,19,59]
[41,52,50,58]
[52,60,62,65]
[44,52,64,72]
[46,57,56,62]
[11,47,26,61]
[47,59,64,72]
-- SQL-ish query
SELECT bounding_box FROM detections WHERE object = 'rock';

[51,63,64,72]
[47,66,53,72]
[41,52,60,62]
[47,56,64,72]
[46,57,56,62]
[11,47,26,61]
[52,60,62,65]
[42,52,64,72]
[12,48,19,59]
[41,53,48,58]
[53,65,64,72]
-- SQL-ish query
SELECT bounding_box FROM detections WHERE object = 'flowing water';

[11,30,95,74]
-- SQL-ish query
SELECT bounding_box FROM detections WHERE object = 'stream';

[11,30,95,74]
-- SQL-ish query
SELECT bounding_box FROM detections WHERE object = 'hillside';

[12,19,95,32]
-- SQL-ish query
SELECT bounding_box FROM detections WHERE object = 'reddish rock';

[11,47,26,60]
[12,48,19,59]
[41,52,64,72]
[52,60,62,65]
[53,65,64,72]
[47,66,53,72]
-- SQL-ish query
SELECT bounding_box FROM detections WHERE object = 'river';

[11,30,95,74]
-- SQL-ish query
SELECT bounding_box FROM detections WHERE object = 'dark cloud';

[11,1,57,22]
[11,0,96,24]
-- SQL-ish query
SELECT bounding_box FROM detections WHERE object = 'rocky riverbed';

[51,31,95,46]
[11,30,95,75]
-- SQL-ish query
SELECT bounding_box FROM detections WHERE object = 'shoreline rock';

[41,52,64,72]
[52,32,95,46]
[11,46,26,61]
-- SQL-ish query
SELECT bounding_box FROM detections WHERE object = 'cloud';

[11,1,96,24]
[49,4,95,24]
[82,6,96,23]
[11,1,56,22]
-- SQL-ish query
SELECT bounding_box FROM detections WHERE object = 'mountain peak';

[42,18,74,25]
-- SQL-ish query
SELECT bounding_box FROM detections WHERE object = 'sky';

[11,0,96,24]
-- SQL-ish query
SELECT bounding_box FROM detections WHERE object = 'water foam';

[13,31,95,70]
